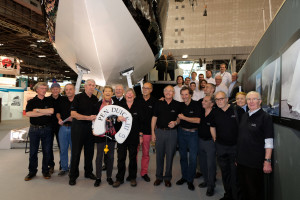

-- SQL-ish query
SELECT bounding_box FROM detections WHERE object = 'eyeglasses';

[142,87,151,90]
[246,98,260,102]
[215,97,226,101]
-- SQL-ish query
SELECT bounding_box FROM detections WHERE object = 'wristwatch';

[264,158,271,163]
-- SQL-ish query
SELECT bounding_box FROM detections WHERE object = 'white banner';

[0,56,20,75]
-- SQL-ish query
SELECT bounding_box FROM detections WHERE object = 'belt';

[63,123,72,127]
[181,127,198,132]
[158,127,175,131]
[30,124,49,129]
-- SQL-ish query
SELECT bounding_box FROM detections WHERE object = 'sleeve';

[25,99,34,112]
[70,94,79,111]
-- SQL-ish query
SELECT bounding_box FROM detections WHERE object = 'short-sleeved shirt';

[179,100,201,129]
[210,104,245,145]
[26,95,54,126]
[136,95,157,135]
[57,96,73,125]
[237,109,274,169]
[153,99,181,129]
[70,91,99,123]
[198,109,214,140]
[48,94,62,128]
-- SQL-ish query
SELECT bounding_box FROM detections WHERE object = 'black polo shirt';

[153,99,181,129]
[210,104,244,146]
[49,94,62,127]
[70,91,99,123]
[120,100,142,145]
[57,96,73,125]
[179,100,201,129]
[237,109,274,169]
[198,109,214,140]
[26,95,53,126]
[112,96,126,105]
[198,97,217,114]
[136,95,157,135]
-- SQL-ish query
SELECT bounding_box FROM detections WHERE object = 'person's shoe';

[164,180,172,187]
[198,182,208,188]
[58,171,67,176]
[195,172,203,178]
[187,182,195,191]
[176,178,187,185]
[112,180,124,188]
[43,172,51,179]
[107,178,114,185]
[102,165,107,171]
[130,179,137,187]
[49,166,54,174]
[69,179,76,186]
[85,173,97,180]
[206,187,214,196]
[153,179,162,186]
[126,176,131,182]
[142,174,150,182]
[94,179,101,187]
[24,172,36,181]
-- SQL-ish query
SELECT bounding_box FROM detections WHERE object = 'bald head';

[215,75,222,86]
[232,72,238,82]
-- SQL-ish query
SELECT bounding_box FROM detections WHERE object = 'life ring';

[92,105,132,144]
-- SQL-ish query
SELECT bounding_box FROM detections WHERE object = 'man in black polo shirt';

[56,84,75,176]
[210,91,244,200]
[48,82,62,173]
[176,86,201,191]
[69,79,98,186]
[136,82,157,182]
[237,91,274,200]
[151,85,180,188]
[25,82,54,181]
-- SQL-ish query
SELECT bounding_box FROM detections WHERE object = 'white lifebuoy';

[92,105,132,144]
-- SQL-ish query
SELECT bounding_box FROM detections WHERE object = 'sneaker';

[107,178,114,185]
[43,172,51,179]
[142,174,150,182]
[58,171,67,176]
[24,172,36,181]
[176,178,187,185]
[94,179,101,187]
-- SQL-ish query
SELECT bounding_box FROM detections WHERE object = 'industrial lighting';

[21,72,25,73]
[203,5,207,16]
[0,43,4,46]
[20,60,23,62]
[65,70,70,72]
[37,39,46,43]
[38,55,46,58]
[182,55,188,59]
[66,77,70,78]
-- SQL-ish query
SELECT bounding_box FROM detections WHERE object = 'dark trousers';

[49,124,60,167]
[95,141,115,179]
[69,122,94,180]
[178,128,198,183]
[158,70,175,81]
[28,126,52,174]
[237,164,264,200]
[155,128,177,181]
[216,143,238,200]
[116,143,138,181]
[198,138,216,188]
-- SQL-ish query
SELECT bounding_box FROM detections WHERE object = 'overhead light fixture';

[182,55,188,59]
[65,70,70,72]
[37,40,46,43]
[21,71,25,73]
[203,5,207,16]
[20,60,23,62]
[66,77,70,79]
[0,43,4,46]
[38,55,46,58]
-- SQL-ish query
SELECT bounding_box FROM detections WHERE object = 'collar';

[248,108,260,116]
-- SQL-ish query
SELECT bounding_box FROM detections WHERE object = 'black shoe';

[69,179,76,186]
[94,179,101,187]
[102,165,107,171]
[206,187,214,196]
[126,176,131,182]
[58,171,67,176]
[85,173,97,180]
[187,182,195,191]
[24,172,36,181]
[153,179,162,186]
[198,182,207,188]
[43,172,51,179]
[130,179,137,187]
[107,178,114,185]
[112,180,124,188]
[164,180,172,187]
[142,174,150,182]
[176,178,187,185]
[49,166,54,174]
[195,172,203,178]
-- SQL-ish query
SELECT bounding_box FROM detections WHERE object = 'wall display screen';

[261,57,280,116]
[281,38,300,120]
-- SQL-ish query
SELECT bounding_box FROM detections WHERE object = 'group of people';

[24,63,274,200]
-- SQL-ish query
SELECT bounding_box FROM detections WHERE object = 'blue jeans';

[58,125,72,171]
[178,127,199,183]
[28,126,52,174]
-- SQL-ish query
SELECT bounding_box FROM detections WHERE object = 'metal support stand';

[75,63,90,94]
[120,67,134,88]
[138,78,144,93]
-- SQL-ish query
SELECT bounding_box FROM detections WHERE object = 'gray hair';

[246,91,261,100]
[33,82,48,91]
[85,79,96,86]
[163,85,175,92]
[215,91,228,98]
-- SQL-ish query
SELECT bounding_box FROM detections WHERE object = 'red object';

[2,58,12,67]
